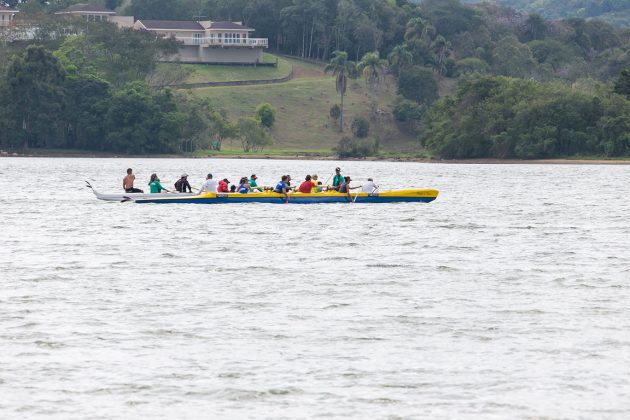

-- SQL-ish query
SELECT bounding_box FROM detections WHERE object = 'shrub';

[392,97,424,122]
[329,104,341,121]
[237,117,273,152]
[255,102,276,128]
[351,117,369,138]
[334,135,380,158]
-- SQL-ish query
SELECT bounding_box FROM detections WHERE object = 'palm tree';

[325,50,356,131]
[388,45,413,77]
[432,35,452,77]
[404,17,435,42]
[357,51,388,90]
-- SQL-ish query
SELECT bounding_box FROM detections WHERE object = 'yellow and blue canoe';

[129,189,439,204]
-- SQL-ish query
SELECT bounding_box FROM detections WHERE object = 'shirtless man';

[123,168,143,193]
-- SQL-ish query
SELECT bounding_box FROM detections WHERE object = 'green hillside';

[190,70,418,155]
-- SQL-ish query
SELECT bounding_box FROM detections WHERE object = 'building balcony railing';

[175,37,268,47]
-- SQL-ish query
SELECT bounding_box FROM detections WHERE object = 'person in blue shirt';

[238,177,251,194]
[274,175,289,202]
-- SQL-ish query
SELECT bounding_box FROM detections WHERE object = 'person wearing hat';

[217,178,230,193]
[174,173,192,193]
[199,173,218,194]
[249,174,262,192]
[332,167,344,189]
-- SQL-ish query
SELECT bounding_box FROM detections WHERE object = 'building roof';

[0,5,19,12]
[209,21,253,31]
[55,3,116,14]
[138,20,205,31]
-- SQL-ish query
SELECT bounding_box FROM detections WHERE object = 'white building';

[134,19,268,64]
[0,4,18,27]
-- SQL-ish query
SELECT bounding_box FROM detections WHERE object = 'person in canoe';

[199,173,218,194]
[123,168,143,193]
[174,174,192,193]
[149,174,169,193]
[285,174,294,191]
[249,174,262,192]
[274,175,290,201]
[311,174,323,192]
[361,177,378,193]
[217,178,230,193]
[338,176,357,196]
[238,177,252,194]
[332,167,344,190]
[298,175,316,193]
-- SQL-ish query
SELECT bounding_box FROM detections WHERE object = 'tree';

[334,135,379,158]
[324,50,356,131]
[492,35,537,78]
[404,17,434,42]
[330,104,341,122]
[432,35,452,76]
[388,45,413,77]
[454,58,490,75]
[351,117,369,138]
[54,23,179,88]
[104,82,186,153]
[397,66,439,105]
[237,117,273,152]
[614,68,630,97]
[521,13,548,42]
[255,102,277,128]
[4,45,67,149]
[357,51,387,89]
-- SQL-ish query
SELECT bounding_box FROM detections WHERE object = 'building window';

[193,33,202,45]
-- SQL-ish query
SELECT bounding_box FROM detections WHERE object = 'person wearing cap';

[249,174,262,192]
[174,173,192,193]
[361,177,378,193]
[199,173,218,194]
[332,167,344,189]
[217,178,230,193]
[238,177,252,194]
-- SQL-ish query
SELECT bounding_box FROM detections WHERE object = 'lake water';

[1,157,629,419]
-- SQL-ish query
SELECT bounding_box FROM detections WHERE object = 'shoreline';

[2,150,630,165]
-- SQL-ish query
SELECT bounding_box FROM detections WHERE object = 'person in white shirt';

[199,173,218,194]
[361,177,378,193]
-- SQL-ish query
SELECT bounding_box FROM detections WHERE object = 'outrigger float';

[87,181,439,204]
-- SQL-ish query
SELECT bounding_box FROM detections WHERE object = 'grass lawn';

[190,74,419,153]
[164,53,293,84]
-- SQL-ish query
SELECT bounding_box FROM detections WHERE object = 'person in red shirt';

[217,178,230,192]
[298,175,316,194]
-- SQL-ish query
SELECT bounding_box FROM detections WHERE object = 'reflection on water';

[1,158,629,419]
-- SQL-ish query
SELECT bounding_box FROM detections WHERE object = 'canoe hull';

[132,189,439,204]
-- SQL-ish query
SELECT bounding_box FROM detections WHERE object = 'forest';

[2,0,630,158]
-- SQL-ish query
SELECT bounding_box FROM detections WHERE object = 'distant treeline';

[0,23,281,153]
[422,75,630,159]
[484,0,630,27]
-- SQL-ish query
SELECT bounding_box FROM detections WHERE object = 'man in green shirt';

[249,174,262,192]
[332,167,344,190]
